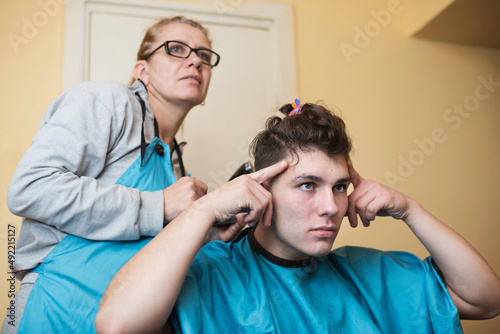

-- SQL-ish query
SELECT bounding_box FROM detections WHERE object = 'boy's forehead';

[280,150,349,179]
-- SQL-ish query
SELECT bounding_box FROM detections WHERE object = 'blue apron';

[172,233,462,333]
[19,92,180,333]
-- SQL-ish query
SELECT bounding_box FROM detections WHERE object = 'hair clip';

[289,98,302,116]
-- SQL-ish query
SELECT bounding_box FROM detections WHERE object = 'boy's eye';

[300,183,313,190]
[334,184,347,192]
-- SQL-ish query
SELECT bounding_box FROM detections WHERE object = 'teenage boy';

[96,102,500,334]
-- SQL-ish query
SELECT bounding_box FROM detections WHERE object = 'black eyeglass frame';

[145,40,220,68]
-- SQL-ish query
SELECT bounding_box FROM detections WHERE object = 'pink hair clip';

[289,98,302,116]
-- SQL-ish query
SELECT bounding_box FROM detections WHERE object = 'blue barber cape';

[171,233,462,334]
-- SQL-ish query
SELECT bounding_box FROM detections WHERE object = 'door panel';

[65,0,297,189]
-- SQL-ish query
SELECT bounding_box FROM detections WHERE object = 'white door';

[64,0,297,190]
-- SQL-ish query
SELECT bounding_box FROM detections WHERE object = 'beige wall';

[1,0,499,332]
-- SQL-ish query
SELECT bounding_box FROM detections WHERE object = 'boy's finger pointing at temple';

[347,161,364,188]
[250,161,289,184]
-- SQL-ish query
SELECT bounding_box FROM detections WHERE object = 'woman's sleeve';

[7,85,163,240]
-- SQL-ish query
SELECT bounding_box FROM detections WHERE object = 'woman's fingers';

[163,177,208,222]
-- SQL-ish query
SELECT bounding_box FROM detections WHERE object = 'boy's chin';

[306,243,336,258]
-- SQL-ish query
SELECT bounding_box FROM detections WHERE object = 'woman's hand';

[163,176,208,223]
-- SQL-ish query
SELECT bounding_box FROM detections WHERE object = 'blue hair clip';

[289,98,301,116]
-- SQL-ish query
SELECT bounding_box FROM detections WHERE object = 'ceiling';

[411,0,500,49]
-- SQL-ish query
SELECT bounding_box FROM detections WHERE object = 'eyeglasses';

[145,40,220,68]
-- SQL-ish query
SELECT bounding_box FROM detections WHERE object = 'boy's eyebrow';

[292,174,323,183]
[292,174,351,184]
[337,177,352,184]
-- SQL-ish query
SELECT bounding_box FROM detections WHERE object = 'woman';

[3,16,242,333]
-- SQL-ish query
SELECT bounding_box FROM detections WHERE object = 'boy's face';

[257,150,350,261]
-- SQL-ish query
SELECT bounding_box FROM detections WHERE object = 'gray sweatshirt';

[7,80,181,273]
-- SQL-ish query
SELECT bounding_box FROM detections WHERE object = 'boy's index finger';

[250,161,288,184]
[347,161,364,189]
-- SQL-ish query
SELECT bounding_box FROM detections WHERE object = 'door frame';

[63,0,297,108]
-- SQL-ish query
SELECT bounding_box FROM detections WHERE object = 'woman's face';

[145,23,213,109]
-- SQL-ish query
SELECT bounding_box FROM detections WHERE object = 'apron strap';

[173,138,186,177]
[134,90,186,176]
[134,92,147,167]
